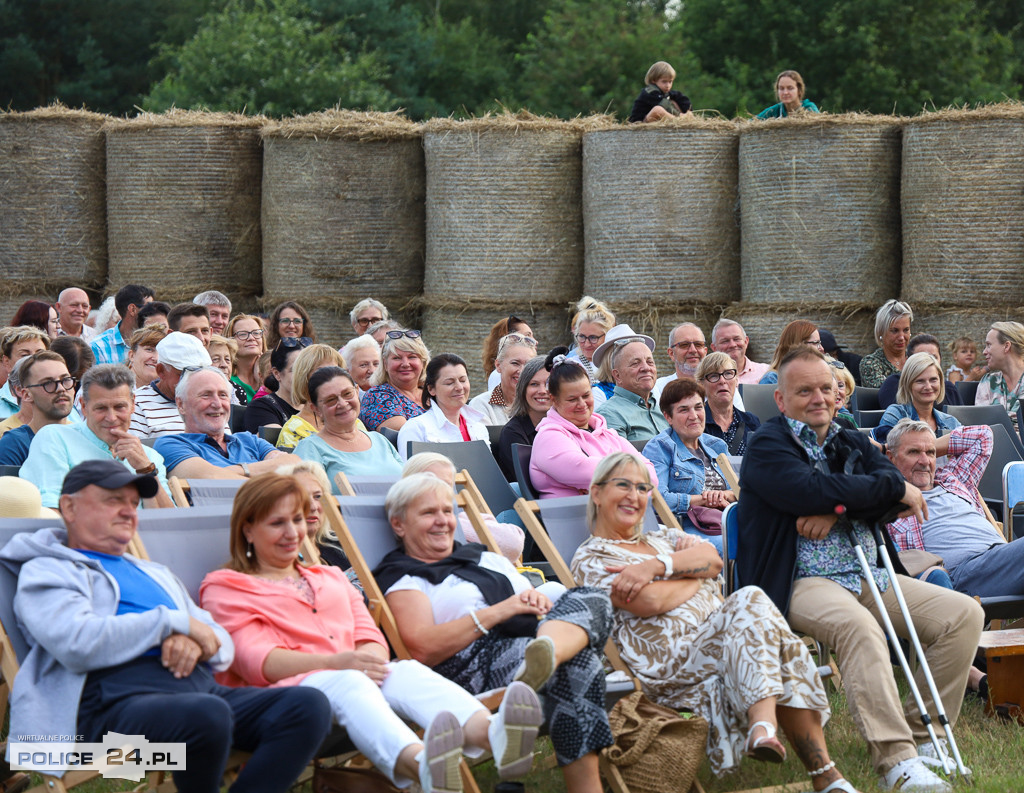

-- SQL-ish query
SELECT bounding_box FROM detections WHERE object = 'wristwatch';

[239,462,251,478]
[656,553,674,579]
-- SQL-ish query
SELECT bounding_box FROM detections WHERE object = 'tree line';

[1,0,1020,120]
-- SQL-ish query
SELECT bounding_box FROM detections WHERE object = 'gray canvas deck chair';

[168,477,245,508]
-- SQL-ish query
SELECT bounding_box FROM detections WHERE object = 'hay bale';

[261,111,425,313]
[0,106,108,294]
[261,297,419,350]
[582,120,740,304]
[609,303,718,351]
[421,303,572,389]
[104,111,264,302]
[912,305,1024,351]
[726,303,876,361]
[901,104,1024,307]
[423,113,598,303]
[0,293,53,327]
[738,114,903,305]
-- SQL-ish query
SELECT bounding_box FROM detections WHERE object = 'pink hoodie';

[200,564,386,688]
[529,408,658,498]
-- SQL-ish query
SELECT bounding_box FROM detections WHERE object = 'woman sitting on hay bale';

[757,69,820,119]
[859,300,913,389]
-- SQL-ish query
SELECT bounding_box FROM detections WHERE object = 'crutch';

[834,504,970,779]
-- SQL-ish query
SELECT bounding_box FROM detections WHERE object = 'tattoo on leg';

[792,731,829,772]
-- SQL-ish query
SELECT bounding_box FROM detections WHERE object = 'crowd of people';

[1,283,1022,793]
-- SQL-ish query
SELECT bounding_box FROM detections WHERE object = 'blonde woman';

[277,344,352,448]
[359,331,431,432]
[567,297,615,388]
[873,352,961,444]
[227,314,267,404]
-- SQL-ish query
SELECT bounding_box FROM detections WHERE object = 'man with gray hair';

[193,289,232,336]
[711,318,770,384]
[55,287,95,341]
[593,325,667,442]
[652,322,745,410]
[350,298,389,337]
[154,367,297,479]
[885,419,1022,596]
[19,364,173,508]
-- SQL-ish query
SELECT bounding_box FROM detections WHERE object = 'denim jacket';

[642,428,729,514]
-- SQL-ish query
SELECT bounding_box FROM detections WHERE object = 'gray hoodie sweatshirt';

[0,527,233,772]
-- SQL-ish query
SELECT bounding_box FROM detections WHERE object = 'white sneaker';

[881,757,952,792]
[488,680,543,779]
[917,740,972,777]
[416,711,463,793]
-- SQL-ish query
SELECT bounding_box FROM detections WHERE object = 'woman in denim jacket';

[643,378,734,557]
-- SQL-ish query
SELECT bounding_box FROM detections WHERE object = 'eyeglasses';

[355,316,383,328]
[181,366,204,374]
[24,376,77,394]
[804,338,823,348]
[702,369,737,383]
[385,330,422,340]
[827,360,847,370]
[670,340,706,351]
[277,337,314,350]
[575,333,605,345]
[505,333,537,347]
[278,317,305,326]
[233,328,265,341]
[597,478,654,495]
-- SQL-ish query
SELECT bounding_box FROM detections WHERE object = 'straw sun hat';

[0,477,60,519]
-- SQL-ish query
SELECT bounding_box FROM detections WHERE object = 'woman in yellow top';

[277,344,358,448]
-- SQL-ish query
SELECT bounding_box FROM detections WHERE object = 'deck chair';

[716,453,741,497]
[229,403,246,434]
[737,383,781,422]
[258,426,282,446]
[1004,461,1024,540]
[946,403,1024,456]
[408,440,517,516]
[168,476,245,507]
[333,471,400,497]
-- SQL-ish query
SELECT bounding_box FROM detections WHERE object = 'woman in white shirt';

[469,333,538,426]
[397,354,490,459]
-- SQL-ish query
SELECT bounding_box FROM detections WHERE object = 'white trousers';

[301,659,487,786]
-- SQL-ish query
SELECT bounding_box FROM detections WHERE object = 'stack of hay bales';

[104,111,264,309]
[261,111,425,346]
[901,104,1024,348]
[581,117,740,351]
[733,113,904,360]
[421,112,598,386]
[0,105,108,320]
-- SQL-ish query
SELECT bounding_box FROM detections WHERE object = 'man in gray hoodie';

[0,459,331,792]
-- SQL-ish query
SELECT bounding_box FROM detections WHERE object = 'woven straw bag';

[604,691,707,793]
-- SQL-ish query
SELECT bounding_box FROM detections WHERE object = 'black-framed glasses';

[597,478,654,494]
[233,328,265,341]
[575,332,605,345]
[278,317,305,326]
[355,316,383,328]
[702,369,737,383]
[385,330,422,340]
[277,337,314,350]
[181,366,204,374]
[24,376,77,394]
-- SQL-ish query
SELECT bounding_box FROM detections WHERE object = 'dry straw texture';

[0,105,108,292]
[259,297,418,348]
[421,302,572,388]
[104,111,264,299]
[423,113,587,303]
[726,302,876,361]
[261,114,425,313]
[901,104,1024,307]
[582,125,740,304]
[609,303,719,353]
[912,305,1024,350]
[738,114,903,305]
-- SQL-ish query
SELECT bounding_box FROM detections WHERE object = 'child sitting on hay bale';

[629,61,692,123]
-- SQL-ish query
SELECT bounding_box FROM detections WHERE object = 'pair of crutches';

[834,504,971,780]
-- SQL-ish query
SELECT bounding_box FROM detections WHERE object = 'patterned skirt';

[433,586,614,766]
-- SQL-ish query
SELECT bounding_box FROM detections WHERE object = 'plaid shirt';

[89,325,129,365]
[787,417,889,595]
[886,424,993,552]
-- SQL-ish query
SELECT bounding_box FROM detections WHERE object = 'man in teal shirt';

[595,332,668,442]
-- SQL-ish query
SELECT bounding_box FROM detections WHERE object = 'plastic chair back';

[1003,460,1024,540]
[737,384,780,422]
[955,380,979,405]
[486,425,504,447]
[377,426,400,449]
[946,403,1024,456]
[0,465,21,477]
[407,440,516,515]
[511,443,538,501]
[979,425,1024,509]
[229,403,246,434]
[258,426,282,446]
[850,387,881,415]
[858,409,886,429]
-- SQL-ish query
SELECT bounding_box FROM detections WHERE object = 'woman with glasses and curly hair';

[226,314,267,404]
[267,300,318,350]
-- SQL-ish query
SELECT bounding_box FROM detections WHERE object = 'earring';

[246,542,253,559]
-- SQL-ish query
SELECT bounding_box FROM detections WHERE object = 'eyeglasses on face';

[702,369,737,383]
[597,478,654,495]
[233,328,265,341]
[278,317,305,326]
[356,316,383,327]
[670,340,706,351]
[385,330,422,340]
[804,337,823,348]
[575,333,605,345]
[24,376,77,394]
[277,337,314,350]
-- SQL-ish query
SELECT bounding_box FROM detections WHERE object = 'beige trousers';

[787,574,983,774]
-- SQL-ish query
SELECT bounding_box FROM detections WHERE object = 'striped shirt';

[130,382,185,439]
[90,326,130,365]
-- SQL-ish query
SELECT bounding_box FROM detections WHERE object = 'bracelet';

[134,462,157,475]
[470,610,489,635]
[808,760,836,777]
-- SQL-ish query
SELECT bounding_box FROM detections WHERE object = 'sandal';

[745,720,786,763]
[819,778,860,793]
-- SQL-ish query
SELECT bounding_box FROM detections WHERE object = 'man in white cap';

[593,324,668,442]
[130,332,212,439]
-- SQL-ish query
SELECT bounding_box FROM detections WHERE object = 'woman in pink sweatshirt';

[200,473,542,793]
[529,349,657,498]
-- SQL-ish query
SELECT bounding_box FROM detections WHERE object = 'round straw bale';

[738,114,903,305]
[420,303,572,389]
[609,304,718,360]
[912,306,1024,352]
[261,112,425,309]
[260,296,419,350]
[104,111,264,301]
[725,303,876,362]
[0,106,108,292]
[901,105,1024,307]
[582,121,740,304]
[0,293,53,327]
[423,115,586,303]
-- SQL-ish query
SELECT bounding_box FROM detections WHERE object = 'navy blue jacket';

[736,415,908,616]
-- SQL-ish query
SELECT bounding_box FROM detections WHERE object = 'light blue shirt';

[293,431,403,494]
[90,326,130,365]
[0,381,18,420]
[20,421,169,507]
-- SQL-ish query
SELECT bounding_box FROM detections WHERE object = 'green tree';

[144,0,392,115]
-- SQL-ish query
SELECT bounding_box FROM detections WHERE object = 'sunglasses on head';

[277,336,314,350]
[385,330,422,340]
